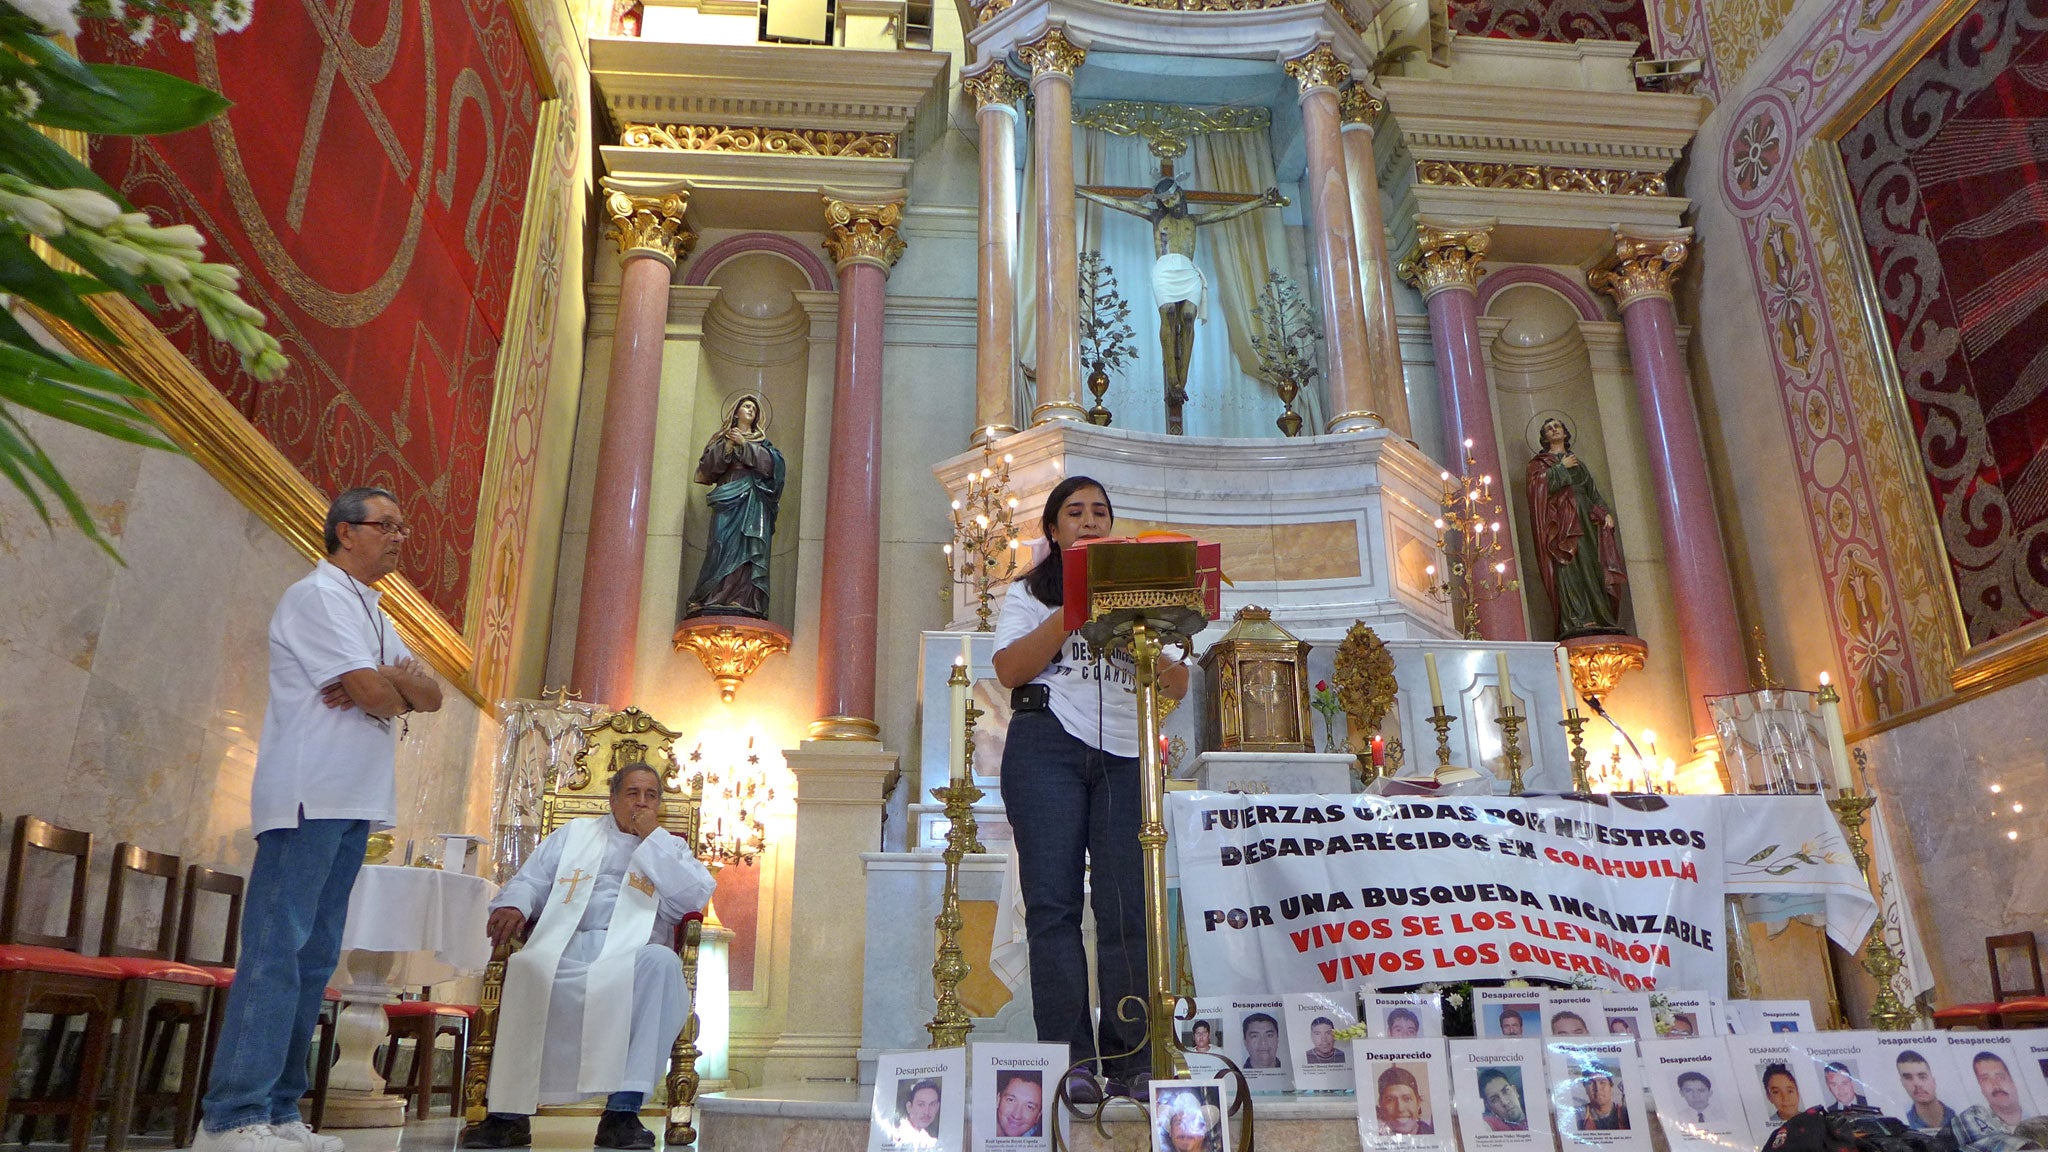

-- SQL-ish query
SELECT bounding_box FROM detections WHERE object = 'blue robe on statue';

[685,434,783,619]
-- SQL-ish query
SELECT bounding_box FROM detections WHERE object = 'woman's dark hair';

[1023,476,1112,607]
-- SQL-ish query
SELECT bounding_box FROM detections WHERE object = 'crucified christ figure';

[1076,176,1286,432]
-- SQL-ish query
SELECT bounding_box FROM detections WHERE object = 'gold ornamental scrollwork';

[1283,43,1351,95]
[1085,0,1366,37]
[821,196,907,271]
[604,188,693,268]
[961,64,1028,110]
[1563,634,1650,703]
[1398,218,1494,299]
[1416,159,1669,197]
[1588,225,1693,308]
[618,123,898,158]
[673,617,793,703]
[1016,27,1086,78]
[1072,100,1270,160]
[1338,83,1385,125]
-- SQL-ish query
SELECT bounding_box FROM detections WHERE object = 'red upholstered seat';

[99,956,218,987]
[1932,1003,2001,1029]
[385,1001,475,1019]
[324,987,342,1001]
[1933,1002,2002,1016]
[0,944,124,979]
[192,964,235,989]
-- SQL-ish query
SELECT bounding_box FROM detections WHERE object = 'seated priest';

[460,763,715,1150]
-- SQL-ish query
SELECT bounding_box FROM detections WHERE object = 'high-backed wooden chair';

[461,708,708,1144]
[98,843,215,1150]
[1989,932,2048,1027]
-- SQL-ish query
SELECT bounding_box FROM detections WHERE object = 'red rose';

[1316,680,1329,692]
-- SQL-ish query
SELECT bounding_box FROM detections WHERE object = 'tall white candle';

[1425,652,1444,709]
[1555,646,1579,714]
[949,656,968,783]
[1817,671,1852,794]
[1495,651,1512,708]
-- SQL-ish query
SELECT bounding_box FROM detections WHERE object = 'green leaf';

[0,30,119,98]
[0,405,119,558]
[0,340,159,402]
[30,62,232,136]
[0,231,119,344]
[43,230,152,304]
[1746,845,1779,864]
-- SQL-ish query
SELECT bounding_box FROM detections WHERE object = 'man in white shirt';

[461,763,714,1150]
[197,488,443,1152]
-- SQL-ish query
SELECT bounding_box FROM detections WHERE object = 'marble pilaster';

[963,63,1026,445]
[570,179,693,707]
[1284,44,1377,435]
[1018,27,1086,424]
[1339,84,1411,438]
[1590,225,1746,735]
[1398,216,1528,642]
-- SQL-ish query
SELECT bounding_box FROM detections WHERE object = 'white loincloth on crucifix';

[484,816,715,1113]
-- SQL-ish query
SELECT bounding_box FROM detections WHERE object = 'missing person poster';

[1149,1080,1229,1152]
[1450,1037,1550,1150]
[1730,1036,1820,1135]
[1869,1032,1968,1137]
[871,1048,966,1152]
[1368,993,1444,1039]
[1283,992,1359,1092]
[1544,991,1604,1038]
[1941,1031,2046,1134]
[1731,1000,1815,1034]
[1546,1039,1650,1151]
[1658,991,1717,1039]
[1478,988,1543,1039]
[1641,1037,1756,1152]
[1354,1039,1452,1151]
[971,1042,1063,1151]
[1225,997,1293,1092]
[1600,992,1652,1042]
[1788,1032,1885,1116]
[2012,1032,2048,1126]
[1182,998,1230,1080]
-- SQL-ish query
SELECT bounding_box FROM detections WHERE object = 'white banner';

[1171,793,1876,1000]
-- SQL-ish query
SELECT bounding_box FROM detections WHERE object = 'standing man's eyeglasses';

[345,519,413,537]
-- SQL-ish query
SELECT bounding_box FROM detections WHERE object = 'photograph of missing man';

[1494,1005,1539,1038]
[1959,1049,2038,1144]
[1183,1018,1221,1055]
[1552,1012,1593,1038]
[992,1070,1043,1139]
[896,1076,944,1139]
[1386,1008,1424,1039]
[1371,1063,1437,1136]
[1672,1070,1723,1125]
[1757,1062,1804,1128]
[1605,1017,1640,1039]
[1819,1061,1869,1111]
[1152,1083,1225,1152]
[1240,1012,1283,1070]
[1770,1022,1799,1033]
[1895,1049,1958,1134]
[1565,1060,1632,1131]
[1666,1014,1699,1038]
[1305,1016,1348,1065]
[1478,1066,1530,1132]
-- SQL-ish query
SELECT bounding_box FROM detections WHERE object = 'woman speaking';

[992,477,1188,1102]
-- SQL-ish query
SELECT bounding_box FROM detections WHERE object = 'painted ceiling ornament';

[1722,90,1795,213]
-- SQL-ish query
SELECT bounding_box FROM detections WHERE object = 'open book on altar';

[1059,533,1223,631]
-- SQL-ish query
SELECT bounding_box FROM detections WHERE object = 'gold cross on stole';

[560,867,591,903]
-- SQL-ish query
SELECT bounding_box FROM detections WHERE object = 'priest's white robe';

[487,819,714,1108]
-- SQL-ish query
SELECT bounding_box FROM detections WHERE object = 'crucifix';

[560,867,592,903]
[1076,156,1286,434]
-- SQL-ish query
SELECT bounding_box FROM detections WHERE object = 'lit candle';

[1425,652,1444,709]
[1371,734,1386,769]
[1555,646,1579,714]
[1817,671,1852,794]
[949,655,968,783]
[1642,729,1658,760]
[1495,651,1512,707]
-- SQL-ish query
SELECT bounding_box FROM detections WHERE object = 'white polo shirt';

[250,559,411,835]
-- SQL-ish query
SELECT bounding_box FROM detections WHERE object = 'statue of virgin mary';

[684,392,784,619]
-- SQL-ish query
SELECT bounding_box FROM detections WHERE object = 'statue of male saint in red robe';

[1526,417,1628,638]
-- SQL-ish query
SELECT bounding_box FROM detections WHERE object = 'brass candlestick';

[927,778,985,1049]
[943,445,1021,631]
[957,663,986,852]
[1562,708,1592,792]
[1497,705,1526,795]
[1828,792,1914,1030]
[1429,706,1457,780]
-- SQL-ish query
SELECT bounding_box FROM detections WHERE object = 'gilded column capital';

[961,62,1027,110]
[821,195,907,272]
[1016,27,1085,79]
[1338,82,1384,125]
[603,181,693,268]
[1397,216,1495,298]
[1283,43,1350,96]
[1588,225,1693,308]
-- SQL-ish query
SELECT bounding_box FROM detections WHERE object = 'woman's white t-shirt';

[993,578,1139,757]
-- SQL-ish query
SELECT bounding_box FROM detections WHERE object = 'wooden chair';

[379,999,474,1118]
[461,708,708,1145]
[1989,932,2048,1027]
[98,843,216,1151]
[174,865,242,1105]
[0,817,123,1152]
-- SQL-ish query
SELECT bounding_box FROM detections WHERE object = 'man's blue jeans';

[202,818,370,1132]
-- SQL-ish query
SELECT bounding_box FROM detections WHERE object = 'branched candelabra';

[683,738,773,867]
[942,445,1021,631]
[1078,250,1138,428]
[1250,271,1321,438]
[1424,438,1521,639]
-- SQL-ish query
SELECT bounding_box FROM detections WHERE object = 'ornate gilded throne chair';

[461,707,712,1145]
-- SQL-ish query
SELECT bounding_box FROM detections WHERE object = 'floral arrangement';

[0,0,282,553]
[1310,678,1344,752]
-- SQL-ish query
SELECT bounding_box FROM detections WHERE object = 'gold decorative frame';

[35,5,568,710]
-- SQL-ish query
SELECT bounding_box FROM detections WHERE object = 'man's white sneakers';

[271,1120,346,1152]
[190,1124,297,1152]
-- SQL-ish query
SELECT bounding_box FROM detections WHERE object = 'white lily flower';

[148,223,207,252]
[0,189,66,238]
[27,185,123,230]
[0,0,82,37]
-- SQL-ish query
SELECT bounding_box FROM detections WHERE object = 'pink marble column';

[963,62,1026,444]
[1399,216,1528,642]
[1339,85,1411,438]
[1018,27,1085,423]
[1284,45,1378,434]
[1591,226,1747,736]
[811,196,906,741]
[570,182,692,707]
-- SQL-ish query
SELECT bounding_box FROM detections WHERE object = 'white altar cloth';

[339,864,496,986]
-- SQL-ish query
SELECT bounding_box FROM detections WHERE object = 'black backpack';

[1764,1107,1950,1152]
